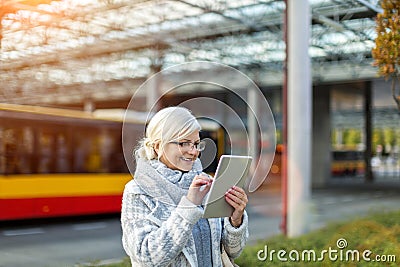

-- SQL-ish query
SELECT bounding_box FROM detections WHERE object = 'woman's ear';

[153,142,160,156]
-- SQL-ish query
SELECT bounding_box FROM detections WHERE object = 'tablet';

[202,155,252,218]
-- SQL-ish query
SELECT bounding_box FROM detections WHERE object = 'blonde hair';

[135,107,201,160]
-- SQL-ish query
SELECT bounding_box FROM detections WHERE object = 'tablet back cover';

[203,155,252,218]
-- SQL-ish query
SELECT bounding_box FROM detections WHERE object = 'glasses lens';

[181,142,191,148]
[196,141,206,151]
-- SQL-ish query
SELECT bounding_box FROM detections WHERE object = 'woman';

[121,106,249,266]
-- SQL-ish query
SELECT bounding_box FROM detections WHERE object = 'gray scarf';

[133,157,203,206]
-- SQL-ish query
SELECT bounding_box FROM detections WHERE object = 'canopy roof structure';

[0,0,381,105]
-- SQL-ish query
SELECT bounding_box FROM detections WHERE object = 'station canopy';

[0,0,381,105]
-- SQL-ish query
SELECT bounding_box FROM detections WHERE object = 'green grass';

[235,210,400,266]
[99,210,400,267]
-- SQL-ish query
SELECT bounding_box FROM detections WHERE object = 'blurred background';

[0,0,399,266]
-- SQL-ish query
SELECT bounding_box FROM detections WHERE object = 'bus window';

[72,130,95,173]
[38,130,56,173]
[98,133,111,172]
[86,135,104,173]
[0,127,35,175]
[71,128,127,174]
[107,130,128,173]
[1,129,15,174]
[56,133,70,173]
[4,129,19,174]
[20,127,34,174]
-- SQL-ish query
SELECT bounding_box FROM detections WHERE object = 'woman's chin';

[178,160,194,171]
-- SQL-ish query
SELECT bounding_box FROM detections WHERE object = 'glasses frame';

[169,140,206,152]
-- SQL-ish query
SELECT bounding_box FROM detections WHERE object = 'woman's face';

[158,130,200,172]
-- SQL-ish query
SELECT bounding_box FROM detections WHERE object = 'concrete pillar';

[312,86,331,188]
[248,87,258,162]
[287,0,312,237]
[84,99,95,113]
[146,64,162,112]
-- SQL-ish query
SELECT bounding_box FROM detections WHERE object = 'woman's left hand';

[224,186,248,227]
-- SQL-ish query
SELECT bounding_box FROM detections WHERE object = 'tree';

[372,0,400,111]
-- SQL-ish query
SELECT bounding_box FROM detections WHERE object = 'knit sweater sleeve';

[221,210,249,259]
[121,187,202,267]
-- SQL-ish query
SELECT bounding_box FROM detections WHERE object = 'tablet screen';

[202,155,252,218]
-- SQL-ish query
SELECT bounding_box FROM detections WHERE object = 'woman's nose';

[186,146,198,155]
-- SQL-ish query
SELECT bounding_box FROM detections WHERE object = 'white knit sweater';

[121,158,249,266]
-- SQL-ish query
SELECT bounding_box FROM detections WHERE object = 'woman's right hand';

[186,174,213,205]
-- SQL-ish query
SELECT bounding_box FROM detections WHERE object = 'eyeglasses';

[170,140,206,152]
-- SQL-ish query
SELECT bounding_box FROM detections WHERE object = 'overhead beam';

[354,0,383,14]
[312,13,345,31]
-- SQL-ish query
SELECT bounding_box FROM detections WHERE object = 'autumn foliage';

[372,0,400,110]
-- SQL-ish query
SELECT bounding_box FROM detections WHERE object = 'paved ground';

[0,217,126,267]
[248,176,400,243]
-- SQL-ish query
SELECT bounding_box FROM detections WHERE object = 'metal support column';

[287,0,312,237]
